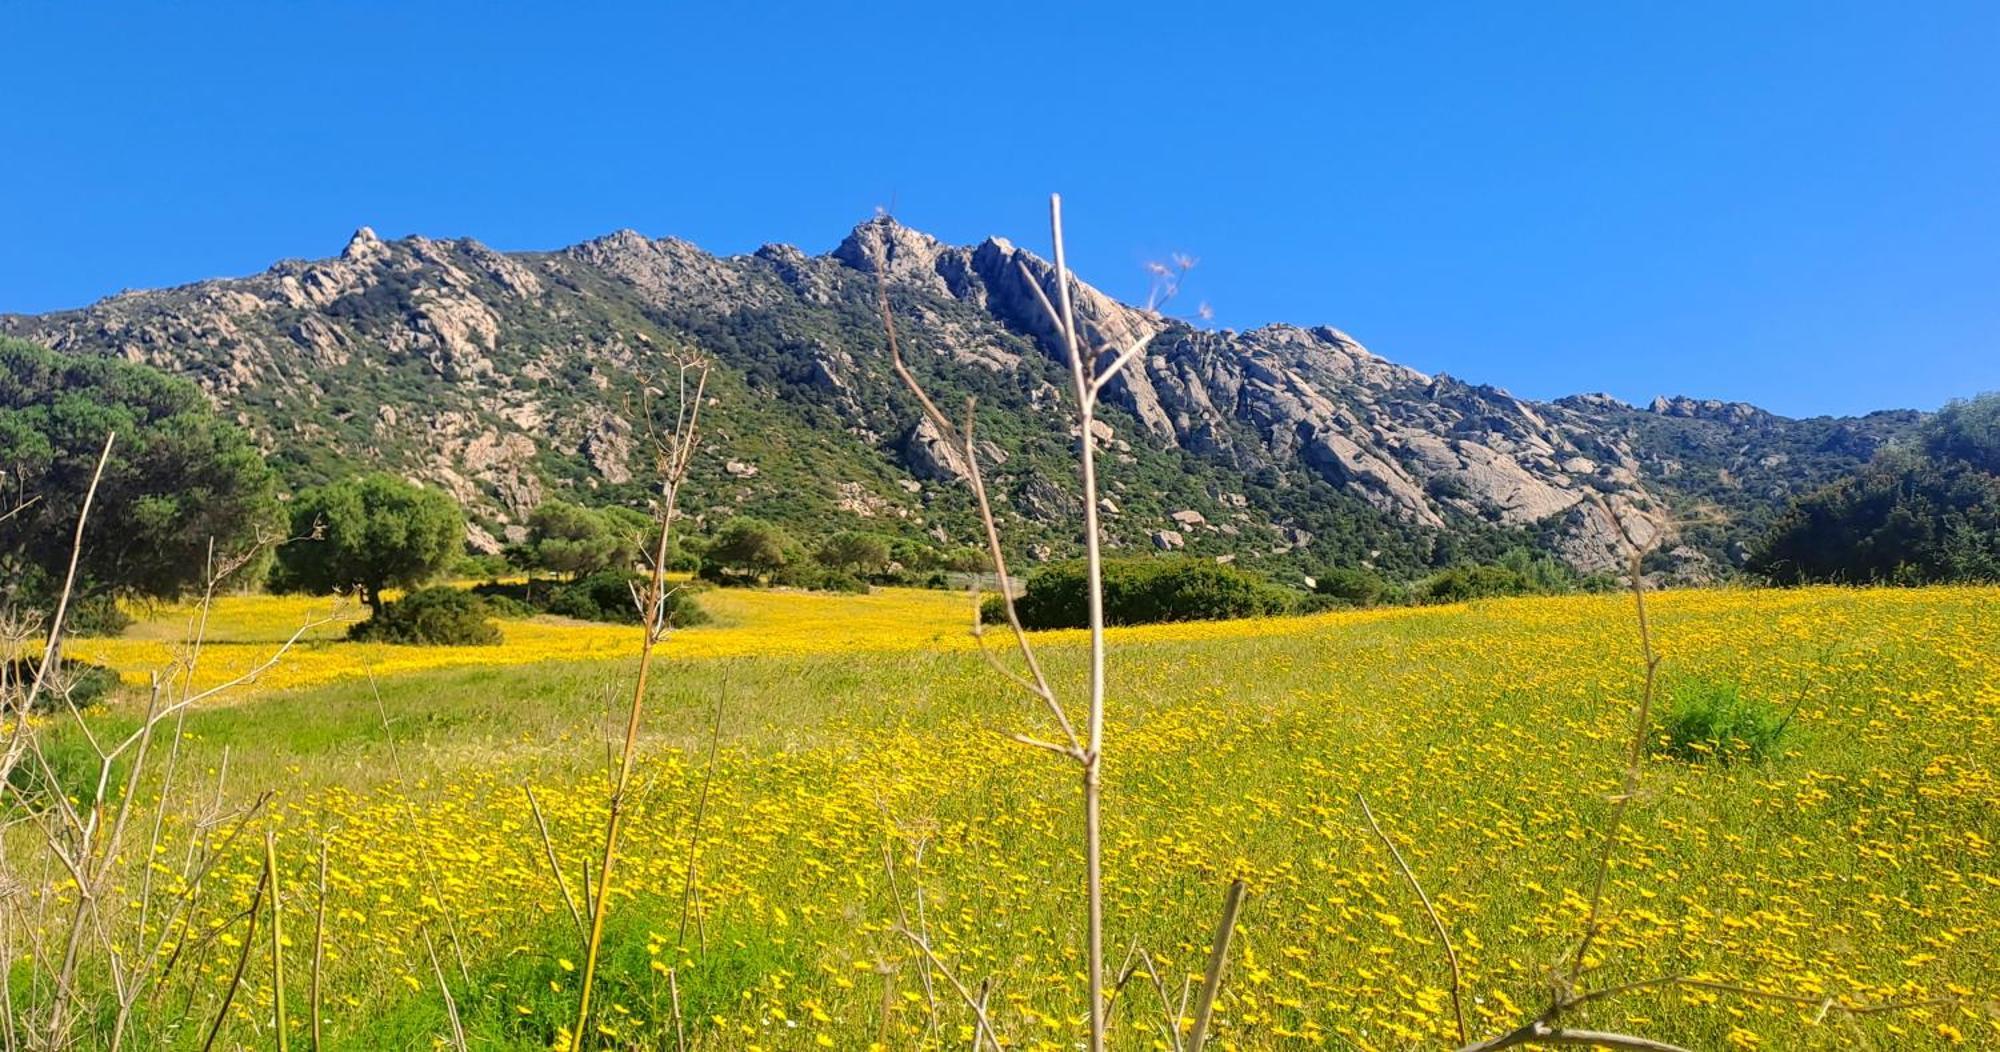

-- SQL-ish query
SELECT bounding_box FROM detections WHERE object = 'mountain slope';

[0,218,1917,579]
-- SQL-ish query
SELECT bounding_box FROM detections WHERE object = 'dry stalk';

[311,838,328,1052]
[572,354,711,1045]
[874,195,1239,1052]
[266,830,290,1052]
[1185,879,1247,1052]
[524,784,586,943]
[676,683,725,947]
[199,859,269,1052]
[1358,794,1466,1044]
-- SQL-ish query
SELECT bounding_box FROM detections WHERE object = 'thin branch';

[524,785,584,942]
[1358,794,1466,1045]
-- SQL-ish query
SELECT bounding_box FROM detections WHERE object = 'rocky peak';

[341,226,389,265]
[831,216,952,294]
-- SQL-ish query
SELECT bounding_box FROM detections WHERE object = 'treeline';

[994,549,1615,630]
[1749,393,2000,585]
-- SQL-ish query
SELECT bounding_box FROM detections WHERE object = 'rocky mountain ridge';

[1,218,1919,578]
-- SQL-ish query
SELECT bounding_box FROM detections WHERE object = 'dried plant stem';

[524,784,585,942]
[1568,547,1659,988]
[200,862,269,1052]
[311,839,328,1052]
[896,928,1003,1052]
[676,685,724,945]
[1358,794,1466,1044]
[876,194,1176,1052]
[1185,879,1247,1052]
[1047,193,1113,1051]
[573,357,709,1045]
[266,831,289,1052]
[423,925,468,1052]
[1458,1022,1692,1052]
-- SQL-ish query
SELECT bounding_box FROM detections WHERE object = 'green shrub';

[6,656,120,712]
[348,587,501,646]
[550,571,711,627]
[771,561,868,594]
[65,594,134,637]
[1009,558,1299,629]
[1314,566,1390,607]
[4,729,104,814]
[1653,677,1789,765]
[1417,564,1536,604]
[472,573,709,627]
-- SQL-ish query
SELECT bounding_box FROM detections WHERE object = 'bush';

[65,594,134,637]
[348,587,501,646]
[1653,677,1789,765]
[454,552,514,580]
[1314,566,1390,607]
[1008,558,1300,629]
[771,561,869,594]
[548,571,711,627]
[1417,565,1536,604]
[472,573,710,627]
[5,656,119,712]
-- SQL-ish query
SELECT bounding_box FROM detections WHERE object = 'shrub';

[65,594,133,637]
[547,571,711,627]
[473,573,710,627]
[1009,558,1299,629]
[1417,564,1536,604]
[1313,566,1390,607]
[5,656,120,712]
[771,561,869,594]
[1653,677,1789,765]
[348,587,501,646]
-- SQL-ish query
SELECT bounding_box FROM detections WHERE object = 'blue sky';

[3,2,1994,416]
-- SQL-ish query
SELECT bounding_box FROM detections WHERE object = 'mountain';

[0,218,1920,581]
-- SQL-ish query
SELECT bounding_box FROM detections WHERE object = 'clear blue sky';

[4,2,1995,416]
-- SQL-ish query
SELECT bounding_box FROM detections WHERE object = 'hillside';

[0,218,1918,580]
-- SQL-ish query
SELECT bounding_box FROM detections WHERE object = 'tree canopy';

[705,517,795,579]
[0,337,281,612]
[1750,392,2000,585]
[272,473,464,615]
[518,500,638,580]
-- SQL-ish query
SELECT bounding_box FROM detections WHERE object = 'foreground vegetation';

[15,583,1996,1049]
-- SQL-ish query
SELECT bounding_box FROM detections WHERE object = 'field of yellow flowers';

[32,584,2000,1049]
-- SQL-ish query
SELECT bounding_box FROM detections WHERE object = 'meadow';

[21,584,2000,1050]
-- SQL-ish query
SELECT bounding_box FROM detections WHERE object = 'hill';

[0,218,1919,580]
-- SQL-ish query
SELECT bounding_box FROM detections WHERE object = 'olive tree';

[272,473,463,618]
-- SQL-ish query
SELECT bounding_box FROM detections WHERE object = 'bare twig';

[1358,794,1466,1044]
[524,784,585,942]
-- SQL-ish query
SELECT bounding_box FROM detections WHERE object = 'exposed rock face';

[0,215,1909,576]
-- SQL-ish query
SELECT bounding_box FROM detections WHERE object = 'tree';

[272,473,464,617]
[522,501,636,581]
[1751,392,2000,585]
[705,516,794,580]
[0,338,281,617]
[815,531,892,576]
